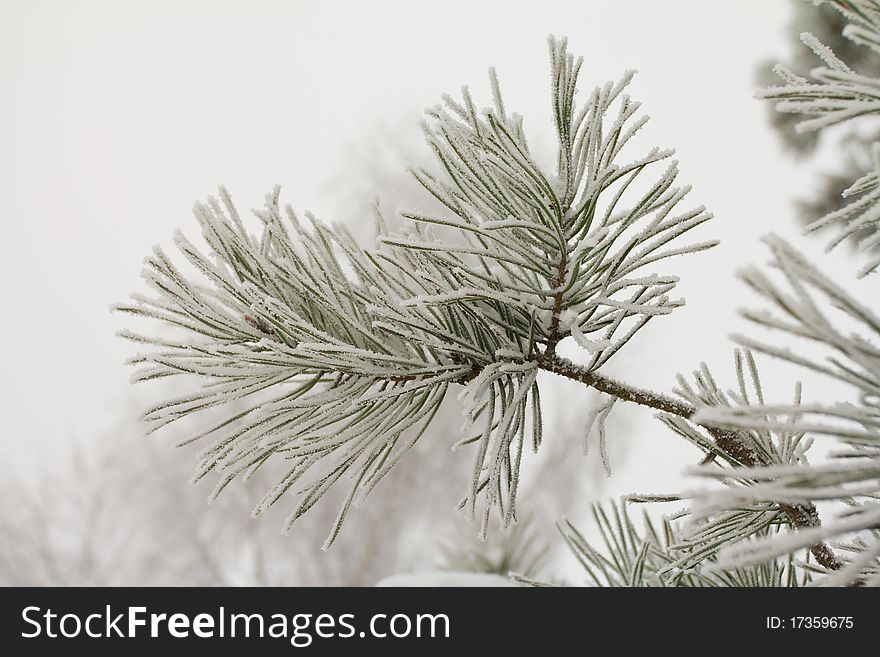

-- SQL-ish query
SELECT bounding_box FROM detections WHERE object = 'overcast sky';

[1,0,865,503]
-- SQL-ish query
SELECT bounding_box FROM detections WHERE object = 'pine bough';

[118,3,880,586]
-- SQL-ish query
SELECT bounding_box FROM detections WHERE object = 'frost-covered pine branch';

[655,0,880,586]
[554,346,850,586]
[558,498,808,587]
[117,37,717,547]
[684,239,880,585]
[760,0,880,276]
[557,0,880,589]
[118,21,872,587]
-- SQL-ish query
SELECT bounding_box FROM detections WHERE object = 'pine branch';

[120,36,719,544]
[559,499,808,587]
[682,236,880,581]
[539,353,844,571]
[118,34,849,581]
[759,0,880,275]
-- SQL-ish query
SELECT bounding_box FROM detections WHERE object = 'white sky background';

[1,1,868,506]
